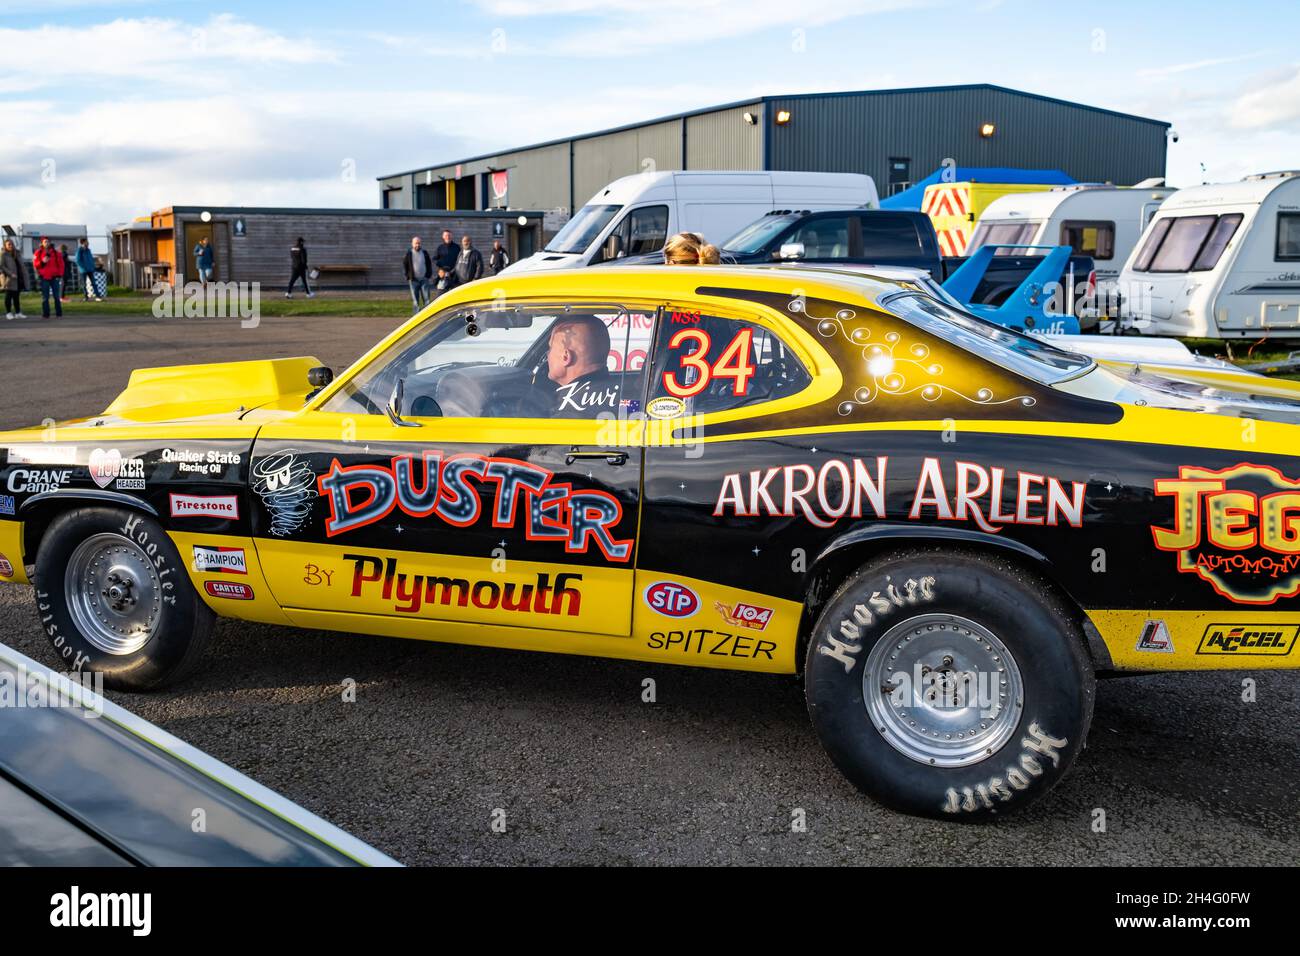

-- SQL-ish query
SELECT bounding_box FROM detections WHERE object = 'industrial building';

[110,206,543,290]
[378,84,1170,231]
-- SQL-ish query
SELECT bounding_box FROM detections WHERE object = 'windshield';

[545,204,621,254]
[722,215,798,255]
[969,220,1043,255]
[880,291,1093,385]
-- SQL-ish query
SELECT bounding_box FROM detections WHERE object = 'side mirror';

[777,242,806,261]
[386,377,421,428]
[307,366,333,388]
[602,233,624,262]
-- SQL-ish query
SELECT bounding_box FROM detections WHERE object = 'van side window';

[1278,212,1300,261]
[1059,220,1115,260]
[650,311,812,414]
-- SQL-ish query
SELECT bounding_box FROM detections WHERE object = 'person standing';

[434,229,458,276]
[75,239,100,301]
[2,238,27,319]
[193,236,215,286]
[455,234,484,285]
[32,237,64,319]
[402,236,433,311]
[286,237,314,298]
[488,239,510,275]
[59,244,73,301]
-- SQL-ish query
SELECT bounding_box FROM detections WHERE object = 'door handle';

[565,448,628,467]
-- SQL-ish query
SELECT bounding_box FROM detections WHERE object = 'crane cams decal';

[818,576,937,672]
[942,722,1068,814]
[318,450,633,562]
[1152,463,1300,605]
[251,452,316,537]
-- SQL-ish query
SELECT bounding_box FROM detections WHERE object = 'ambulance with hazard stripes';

[922,181,1060,256]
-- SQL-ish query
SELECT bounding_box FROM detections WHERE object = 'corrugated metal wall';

[765,88,1167,191]
[572,119,682,204]
[686,104,763,170]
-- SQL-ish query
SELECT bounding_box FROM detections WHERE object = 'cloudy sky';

[1,0,1297,232]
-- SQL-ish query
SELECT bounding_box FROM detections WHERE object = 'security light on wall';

[742,111,758,126]
[979,122,997,138]
[774,110,792,126]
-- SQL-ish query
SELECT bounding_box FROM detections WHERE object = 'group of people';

[403,230,510,311]
[1,236,102,320]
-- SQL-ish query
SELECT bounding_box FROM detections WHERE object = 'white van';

[968,181,1173,303]
[1117,171,1300,338]
[504,170,877,273]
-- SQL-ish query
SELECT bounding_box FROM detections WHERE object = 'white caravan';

[968,181,1173,304]
[504,170,877,272]
[1117,171,1300,338]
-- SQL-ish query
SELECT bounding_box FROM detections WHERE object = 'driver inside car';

[545,315,621,417]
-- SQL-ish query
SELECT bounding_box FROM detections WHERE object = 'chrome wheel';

[64,532,162,655]
[864,613,1024,768]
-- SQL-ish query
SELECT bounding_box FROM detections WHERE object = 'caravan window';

[1059,220,1115,260]
[1192,214,1242,270]
[1134,214,1241,273]
[1278,212,1300,261]
[968,220,1041,255]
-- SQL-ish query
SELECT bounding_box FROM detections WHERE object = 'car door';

[633,298,828,673]
[249,299,649,641]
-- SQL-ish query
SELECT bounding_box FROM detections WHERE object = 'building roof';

[378,83,1171,181]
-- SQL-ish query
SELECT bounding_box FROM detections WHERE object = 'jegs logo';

[1152,463,1300,605]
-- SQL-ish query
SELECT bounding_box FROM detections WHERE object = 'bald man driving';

[545,315,620,417]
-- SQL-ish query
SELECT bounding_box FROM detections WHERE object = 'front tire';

[33,507,215,690]
[805,548,1094,820]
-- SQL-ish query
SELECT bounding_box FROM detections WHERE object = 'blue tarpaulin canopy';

[879,167,1076,209]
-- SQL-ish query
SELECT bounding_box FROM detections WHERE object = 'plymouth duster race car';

[2,265,1298,820]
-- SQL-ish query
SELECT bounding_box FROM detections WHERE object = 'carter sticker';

[204,580,254,600]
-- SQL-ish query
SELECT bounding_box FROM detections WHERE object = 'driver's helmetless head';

[546,316,611,387]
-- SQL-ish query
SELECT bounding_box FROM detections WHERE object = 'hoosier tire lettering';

[817,575,936,673]
[941,722,1070,814]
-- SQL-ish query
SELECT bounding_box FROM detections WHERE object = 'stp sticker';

[1136,619,1174,653]
[644,581,699,617]
[204,580,254,600]
[0,553,13,578]
[192,545,248,575]
[715,601,773,630]
[170,494,240,520]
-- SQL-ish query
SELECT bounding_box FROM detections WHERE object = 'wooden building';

[110,206,544,291]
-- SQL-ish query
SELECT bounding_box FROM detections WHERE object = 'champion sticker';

[192,545,248,575]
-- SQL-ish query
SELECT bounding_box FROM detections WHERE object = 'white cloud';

[1229,65,1300,129]
[1137,51,1268,79]
[0,14,335,89]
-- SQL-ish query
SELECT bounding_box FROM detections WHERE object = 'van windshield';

[723,214,798,255]
[545,204,621,254]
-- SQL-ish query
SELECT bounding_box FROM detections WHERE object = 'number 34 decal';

[663,327,755,398]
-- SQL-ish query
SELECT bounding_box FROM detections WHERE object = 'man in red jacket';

[32,237,64,319]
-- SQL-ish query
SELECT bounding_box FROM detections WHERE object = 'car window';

[649,310,812,415]
[788,216,851,259]
[857,215,923,258]
[723,214,798,255]
[623,205,670,256]
[1276,212,1300,261]
[545,204,621,254]
[1059,220,1115,260]
[321,304,637,420]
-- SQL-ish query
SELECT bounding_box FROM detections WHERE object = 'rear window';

[858,215,923,257]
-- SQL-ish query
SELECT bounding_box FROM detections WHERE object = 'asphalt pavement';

[1,312,1296,865]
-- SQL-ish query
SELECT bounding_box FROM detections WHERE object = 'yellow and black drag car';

[2,265,1299,820]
